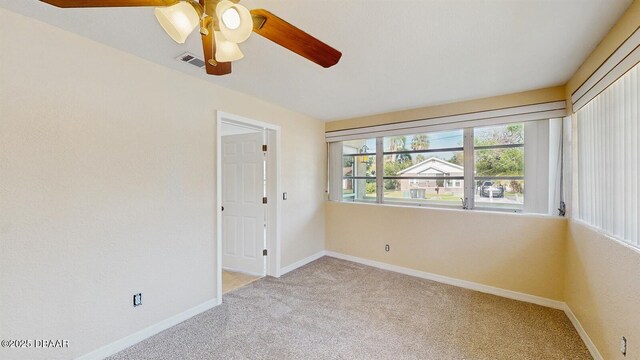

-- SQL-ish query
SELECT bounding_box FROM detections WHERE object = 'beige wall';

[326,85,566,132]
[325,202,567,301]
[565,221,640,359]
[0,9,325,360]
[562,3,640,359]
[324,4,640,359]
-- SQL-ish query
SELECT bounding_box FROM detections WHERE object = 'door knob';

[221,206,224,211]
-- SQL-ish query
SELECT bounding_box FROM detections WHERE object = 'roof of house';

[397,157,464,176]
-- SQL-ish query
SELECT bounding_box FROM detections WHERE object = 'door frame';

[216,111,282,303]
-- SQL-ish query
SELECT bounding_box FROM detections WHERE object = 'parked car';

[479,181,504,198]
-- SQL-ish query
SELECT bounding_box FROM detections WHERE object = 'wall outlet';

[385,244,390,252]
[621,336,627,356]
[133,293,142,307]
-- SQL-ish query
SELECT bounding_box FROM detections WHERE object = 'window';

[577,63,639,248]
[342,139,376,202]
[382,130,464,206]
[474,124,524,211]
[329,118,559,214]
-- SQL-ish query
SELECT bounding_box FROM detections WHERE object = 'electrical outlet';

[621,336,627,356]
[385,244,390,252]
[133,293,142,307]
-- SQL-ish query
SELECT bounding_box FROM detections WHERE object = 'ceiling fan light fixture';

[154,1,201,44]
[214,31,244,62]
[216,0,253,44]
[222,8,240,30]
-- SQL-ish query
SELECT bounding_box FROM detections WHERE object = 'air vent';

[176,52,206,69]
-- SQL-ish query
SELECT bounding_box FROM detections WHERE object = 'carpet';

[107,256,591,359]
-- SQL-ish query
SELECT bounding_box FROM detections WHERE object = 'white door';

[222,132,266,275]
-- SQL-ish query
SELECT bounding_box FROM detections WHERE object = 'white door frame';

[216,111,282,303]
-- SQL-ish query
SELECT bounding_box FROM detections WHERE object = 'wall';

[566,0,640,112]
[562,2,640,359]
[565,221,640,359]
[326,85,566,132]
[324,72,569,305]
[0,9,325,360]
[325,202,567,301]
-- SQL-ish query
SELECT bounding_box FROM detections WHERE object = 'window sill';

[329,199,563,220]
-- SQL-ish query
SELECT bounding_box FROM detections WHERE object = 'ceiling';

[0,0,633,121]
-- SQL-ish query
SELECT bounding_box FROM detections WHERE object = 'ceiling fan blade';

[201,18,232,76]
[250,9,342,68]
[39,0,178,7]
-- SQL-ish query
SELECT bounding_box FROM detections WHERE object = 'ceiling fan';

[39,0,342,76]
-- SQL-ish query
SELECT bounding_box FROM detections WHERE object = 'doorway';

[216,112,281,302]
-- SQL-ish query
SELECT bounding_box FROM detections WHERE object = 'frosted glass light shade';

[216,0,253,43]
[154,2,200,44]
[215,32,244,62]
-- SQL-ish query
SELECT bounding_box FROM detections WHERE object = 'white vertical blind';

[562,116,573,217]
[328,142,343,202]
[524,120,550,214]
[577,64,639,248]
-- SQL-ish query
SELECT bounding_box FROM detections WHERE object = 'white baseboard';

[279,250,327,277]
[76,253,603,360]
[562,304,603,360]
[325,251,605,359]
[324,251,565,310]
[76,298,220,360]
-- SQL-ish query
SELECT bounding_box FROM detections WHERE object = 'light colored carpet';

[222,270,261,294]
[107,257,591,360]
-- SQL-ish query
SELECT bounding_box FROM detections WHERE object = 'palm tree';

[410,134,429,150]
[389,136,407,162]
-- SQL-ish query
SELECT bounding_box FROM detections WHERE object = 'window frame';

[471,124,526,212]
[340,140,377,203]
[380,132,466,208]
[336,124,530,213]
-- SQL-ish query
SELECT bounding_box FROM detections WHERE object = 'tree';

[383,160,413,190]
[396,153,412,164]
[389,136,407,162]
[448,153,463,166]
[510,180,523,193]
[389,136,407,152]
[475,124,523,147]
[475,147,523,176]
[410,134,429,150]
[365,182,376,194]
[474,124,524,193]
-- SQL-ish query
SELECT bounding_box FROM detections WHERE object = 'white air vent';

[176,52,206,68]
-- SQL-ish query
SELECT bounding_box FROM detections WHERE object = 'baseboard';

[76,298,219,360]
[279,250,327,277]
[562,304,604,360]
[324,251,565,310]
[324,252,607,358]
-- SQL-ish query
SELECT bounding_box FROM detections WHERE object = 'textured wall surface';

[0,9,325,359]
[565,221,640,359]
[325,202,567,301]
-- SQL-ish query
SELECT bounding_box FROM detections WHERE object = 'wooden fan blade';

[250,9,342,68]
[201,19,232,76]
[39,0,178,8]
